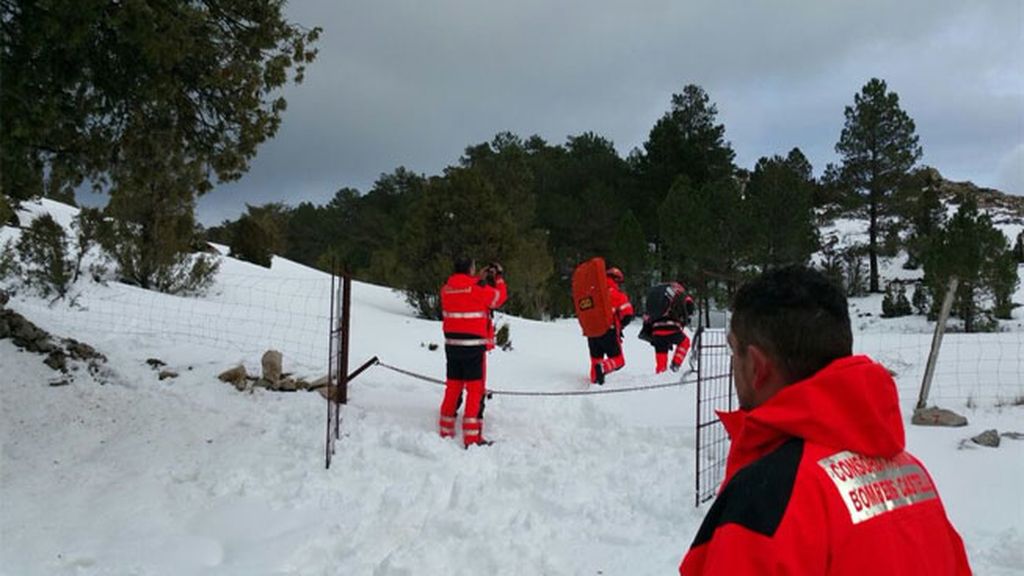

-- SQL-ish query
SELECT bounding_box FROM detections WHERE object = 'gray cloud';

[197,0,1023,224]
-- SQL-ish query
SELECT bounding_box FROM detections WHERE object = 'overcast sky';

[195,0,1023,225]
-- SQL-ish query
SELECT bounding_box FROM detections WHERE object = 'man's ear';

[745,344,775,392]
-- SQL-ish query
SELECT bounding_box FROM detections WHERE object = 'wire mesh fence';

[12,270,334,373]
[853,327,1024,408]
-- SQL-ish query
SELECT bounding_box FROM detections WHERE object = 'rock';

[0,290,9,307]
[218,365,248,391]
[261,350,283,388]
[43,350,68,372]
[0,315,9,339]
[11,317,47,349]
[911,407,968,427]
[146,358,167,369]
[48,378,71,387]
[971,429,1001,448]
[64,339,104,362]
[1000,431,1024,440]
[158,370,178,381]
[308,375,329,390]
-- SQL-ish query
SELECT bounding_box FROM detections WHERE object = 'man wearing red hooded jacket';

[439,256,507,447]
[680,266,970,575]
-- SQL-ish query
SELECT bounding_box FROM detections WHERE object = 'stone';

[64,339,104,362]
[48,378,71,387]
[971,429,1001,448]
[43,350,68,372]
[308,375,329,390]
[911,407,968,427]
[0,290,9,307]
[146,358,167,369]
[218,365,248,391]
[158,370,178,381]
[261,350,283,387]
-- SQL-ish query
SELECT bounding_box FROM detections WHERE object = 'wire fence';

[853,326,1024,408]
[11,270,333,374]
[10,270,1023,407]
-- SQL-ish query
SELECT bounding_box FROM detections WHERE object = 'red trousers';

[439,354,487,446]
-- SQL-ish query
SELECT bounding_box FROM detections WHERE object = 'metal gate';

[694,327,735,506]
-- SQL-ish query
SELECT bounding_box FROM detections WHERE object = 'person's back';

[438,258,506,446]
[680,266,970,575]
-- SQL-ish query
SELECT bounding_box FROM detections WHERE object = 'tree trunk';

[868,190,880,292]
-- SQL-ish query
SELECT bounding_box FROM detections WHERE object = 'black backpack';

[644,282,693,323]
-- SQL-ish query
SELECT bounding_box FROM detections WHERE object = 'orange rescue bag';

[572,257,613,338]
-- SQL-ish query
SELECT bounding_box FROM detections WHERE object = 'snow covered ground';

[1,200,1023,575]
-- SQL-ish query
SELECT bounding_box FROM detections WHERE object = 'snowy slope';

[1,200,1022,575]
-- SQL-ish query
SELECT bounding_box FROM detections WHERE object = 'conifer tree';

[744,148,818,270]
[635,85,736,238]
[836,78,922,292]
[1,0,320,201]
[923,195,1018,332]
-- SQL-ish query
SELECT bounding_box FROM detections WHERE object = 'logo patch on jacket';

[818,451,938,524]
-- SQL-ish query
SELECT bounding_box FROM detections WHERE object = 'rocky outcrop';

[0,304,108,381]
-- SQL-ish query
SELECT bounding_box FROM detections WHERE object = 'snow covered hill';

[1,199,1022,575]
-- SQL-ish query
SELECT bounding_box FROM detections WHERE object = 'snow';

[1,200,1023,575]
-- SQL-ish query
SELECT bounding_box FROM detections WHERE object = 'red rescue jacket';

[441,273,507,349]
[680,355,971,576]
[607,277,634,334]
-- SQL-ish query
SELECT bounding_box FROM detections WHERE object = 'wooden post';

[339,274,352,406]
[917,277,959,411]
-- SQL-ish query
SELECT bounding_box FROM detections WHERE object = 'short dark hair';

[730,266,852,384]
[453,255,474,274]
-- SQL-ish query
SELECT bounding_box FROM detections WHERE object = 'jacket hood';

[719,355,905,482]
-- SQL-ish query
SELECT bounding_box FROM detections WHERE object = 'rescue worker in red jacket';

[638,281,696,373]
[588,267,634,385]
[439,256,507,447]
[679,266,970,575]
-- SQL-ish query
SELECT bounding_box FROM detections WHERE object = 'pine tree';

[923,195,1018,332]
[635,85,736,239]
[836,78,922,292]
[1,0,320,201]
[744,149,819,270]
[893,167,945,269]
[610,210,649,302]
[398,168,516,319]
[660,176,744,322]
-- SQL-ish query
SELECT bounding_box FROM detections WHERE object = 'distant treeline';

[207,80,1017,329]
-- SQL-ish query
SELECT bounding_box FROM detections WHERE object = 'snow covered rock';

[261,349,283,388]
[911,406,968,427]
[217,365,248,390]
[971,429,1001,448]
